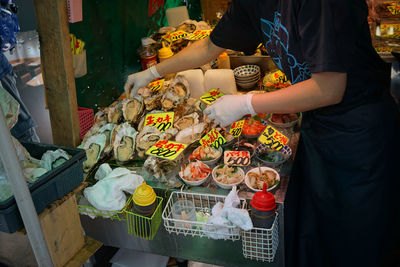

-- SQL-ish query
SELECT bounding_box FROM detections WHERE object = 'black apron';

[284,93,400,267]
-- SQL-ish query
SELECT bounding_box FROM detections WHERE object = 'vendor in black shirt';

[125,1,400,266]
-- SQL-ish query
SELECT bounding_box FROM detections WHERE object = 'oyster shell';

[106,101,123,124]
[98,123,116,154]
[82,134,107,172]
[135,126,162,158]
[40,149,72,171]
[174,112,199,131]
[161,75,190,111]
[81,121,107,144]
[94,110,107,124]
[137,110,164,131]
[176,20,197,33]
[122,95,144,123]
[144,155,183,187]
[175,122,208,144]
[112,123,138,163]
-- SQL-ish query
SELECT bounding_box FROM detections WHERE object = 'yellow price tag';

[200,128,226,149]
[163,31,188,42]
[271,70,288,84]
[144,112,174,132]
[229,120,245,137]
[200,89,224,105]
[187,30,212,41]
[258,125,288,151]
[224,151,251,166]
[148,79,165,92]
[387,3,400,15]
[145,140,187,160]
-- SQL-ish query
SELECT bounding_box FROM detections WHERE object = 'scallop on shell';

[174,112,199,131]
[122,95,144,123]
[112,123,138,163]
[175,122,207,144]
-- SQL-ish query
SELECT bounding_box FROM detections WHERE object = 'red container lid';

[250,183,276,211]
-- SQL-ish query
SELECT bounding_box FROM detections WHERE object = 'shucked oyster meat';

[112,123,138,163]
[174,112,199,131]
[122,95,144,123]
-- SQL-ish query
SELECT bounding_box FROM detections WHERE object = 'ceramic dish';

[245,166,280,192]
[188,146,223,167]
[255,145,292,167]
[235,74,261,83]
[179,161,212,186]
[268,112,302,128]
[233,65,260,78]
[212,164,245,190]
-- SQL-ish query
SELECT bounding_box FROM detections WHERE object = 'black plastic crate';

[0,142,86,233]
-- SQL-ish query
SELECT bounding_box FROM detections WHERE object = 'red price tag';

[144,112,174,132]
[200,128,226,149]
[224,151,251,166]
[258,125,288,151]
[145,140,187,160]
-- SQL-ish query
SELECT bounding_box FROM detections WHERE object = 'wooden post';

[33,0,81,147]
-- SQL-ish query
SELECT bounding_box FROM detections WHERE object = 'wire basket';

[78,204,126,221]
[124,196,163,240]
[162,191,247,241]
[241,213,279,262]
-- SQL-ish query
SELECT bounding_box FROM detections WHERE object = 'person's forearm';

[252,72,347,114]
[156,37,225,76]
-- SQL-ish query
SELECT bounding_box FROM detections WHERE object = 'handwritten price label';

[258,125,288,151]
[145,140,187,160]
[387,3,400,15]
[224,151,251,166]
[271,70,288,84]
[163,31,189,42]
[187,30,212,41]
[200,128,226,149]
[200,89,224,105]
[229,120,245,137]
[145,112,174,132]
[148,79,165,92]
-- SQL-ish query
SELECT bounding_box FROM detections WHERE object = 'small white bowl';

[179,162,211,186]
[234,65,261,78]
[212,164,245,190]
[245,166,280,192]
[189,146,223,167]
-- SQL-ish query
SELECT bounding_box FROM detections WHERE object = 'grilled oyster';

[175,122,208,144]
[161,75,189,111]
[122,95,144,123]
[174,112,199,131]
[82,134,107,172]
[112,123,138,163]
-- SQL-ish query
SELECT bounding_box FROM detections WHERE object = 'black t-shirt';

[210,0,391,112]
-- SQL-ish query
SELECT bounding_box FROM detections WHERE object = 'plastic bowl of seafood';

[245,166,280,192]
[188,146,223,167]
[255,145,292,167]
[268,112,302,128]
[179,161,212,186]
[212,164,245,190]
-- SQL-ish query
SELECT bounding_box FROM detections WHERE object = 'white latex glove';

[124,66,161,98]
[204,94,256,127]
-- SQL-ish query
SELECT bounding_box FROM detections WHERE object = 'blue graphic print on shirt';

[261,12,311,84]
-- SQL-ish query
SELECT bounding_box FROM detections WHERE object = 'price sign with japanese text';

[200,89,224,105]
[148,79,165,92]
[387,2,400,15]
[163,31,189,42]
[229,120,245,137]
[224,151,251,166]
[146,140,187,160]
[200,128,226,149]
[144,112,174,132]
[186,30,212,41]
[258,125,288,151]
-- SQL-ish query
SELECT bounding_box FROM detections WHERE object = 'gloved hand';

[124,66,161,98]
[204,94,256,127]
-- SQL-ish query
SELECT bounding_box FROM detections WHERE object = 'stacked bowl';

[234,65,261,90]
